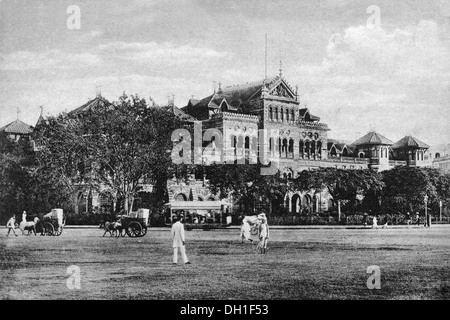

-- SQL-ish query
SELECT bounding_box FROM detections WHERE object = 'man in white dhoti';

[22,211,27,223]
[372,216,378,228]
[171,216,190,265]
[240,218,253,243]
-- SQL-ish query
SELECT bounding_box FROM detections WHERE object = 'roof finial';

[218,82,222,94]
[213,81,216,94]
[39,105,44,117]
[16,107,21,120]
[279,59,283,77]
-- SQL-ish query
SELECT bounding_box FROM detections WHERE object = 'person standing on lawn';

[6,215,18,237]
[171,215,190,265]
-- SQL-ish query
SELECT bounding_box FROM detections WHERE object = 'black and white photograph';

[1,0,449,308]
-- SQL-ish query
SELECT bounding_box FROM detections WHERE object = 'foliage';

[381,166,450,216]
[205,164,291,214]
[293,168,384,214]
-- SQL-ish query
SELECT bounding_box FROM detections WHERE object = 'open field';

[1,225,449,300]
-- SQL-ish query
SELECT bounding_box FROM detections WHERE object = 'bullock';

[19,217,40,236]
[103,216,124,237]
[239,215,260,243]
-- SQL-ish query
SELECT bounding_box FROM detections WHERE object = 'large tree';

[381,166,450,216]
[33,93,188,214]
[293,168,384,214]
[205,164,290,214]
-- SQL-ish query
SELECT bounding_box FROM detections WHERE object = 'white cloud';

[98,41,232,66]
[0,50,101,71]
[289,20,450,145]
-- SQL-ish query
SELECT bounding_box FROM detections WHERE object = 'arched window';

[282,139,288,157]
[317,141,322,156]
[359,152,365,158]
[280,107,284,122]
[305,141,311,156]
[244,136,250,149]
[286,109,289,122]
[330,146,337,157]
[269,107,273,121]
[175,193,187,201]
[288,139,294,157]
[291,109,295,122]
[435,153,441,159]
[299,140,304,157]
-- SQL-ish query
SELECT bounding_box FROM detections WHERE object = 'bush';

[65,212,105,225]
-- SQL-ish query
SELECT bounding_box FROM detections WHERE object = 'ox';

[239,215,260,243]
[19,217,40,236]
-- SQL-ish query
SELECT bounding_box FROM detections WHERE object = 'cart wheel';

[140,225,148,237]
[120,228,126,237]
[54,226,63,236]
[126,221,142,237]
[44,222,54,236]
[251,226,259,235]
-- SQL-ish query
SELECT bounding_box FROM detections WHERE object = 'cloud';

[98,41,232,66]
[0,50,101,71]
[289,20,450,144]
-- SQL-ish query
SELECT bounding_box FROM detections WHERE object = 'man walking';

[171,216,190,265]
[6,215,18,237]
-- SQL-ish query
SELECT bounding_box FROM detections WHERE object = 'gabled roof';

[392,135,430,149]
[0,119,33,134]
[183,75,297,120]
[69,95,113,115]
[298,108,320,122]
[162,104,197,121]
[352,131,393,146]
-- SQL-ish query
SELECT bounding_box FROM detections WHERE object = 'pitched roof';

[0,119,33,134]
[69,95,113,115]
[392,135,430,149]
[352,131,393,146]
[162,104,197,121]
[183,75,297,120]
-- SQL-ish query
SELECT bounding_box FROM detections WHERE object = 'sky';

[0,0,449,145]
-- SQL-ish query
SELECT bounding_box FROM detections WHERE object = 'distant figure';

[257,215,269,254]
[426,213,432,228]
[416,212,420,226]
[406,212,412,226]
[372,216,378,228]
[22,211,27,223]
[171,216,190,265]
[6,215,18,237]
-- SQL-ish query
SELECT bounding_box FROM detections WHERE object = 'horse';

[19,217,40,236]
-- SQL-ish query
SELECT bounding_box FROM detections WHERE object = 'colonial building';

[172,75,433,214]
[2,74,438,216]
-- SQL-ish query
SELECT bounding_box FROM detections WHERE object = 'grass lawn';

[1,225,449,300]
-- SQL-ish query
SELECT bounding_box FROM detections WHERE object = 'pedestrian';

[372,216,378,229]
[426,212,432,228]
[171,216,190,265]
[406,212,412,226]
[22,211,27,223]
[6,215,18,237]
[415,212,420,226]
[257,214,269,254]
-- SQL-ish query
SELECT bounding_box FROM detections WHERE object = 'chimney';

[213,81,216,94]
[218,82,223,94]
